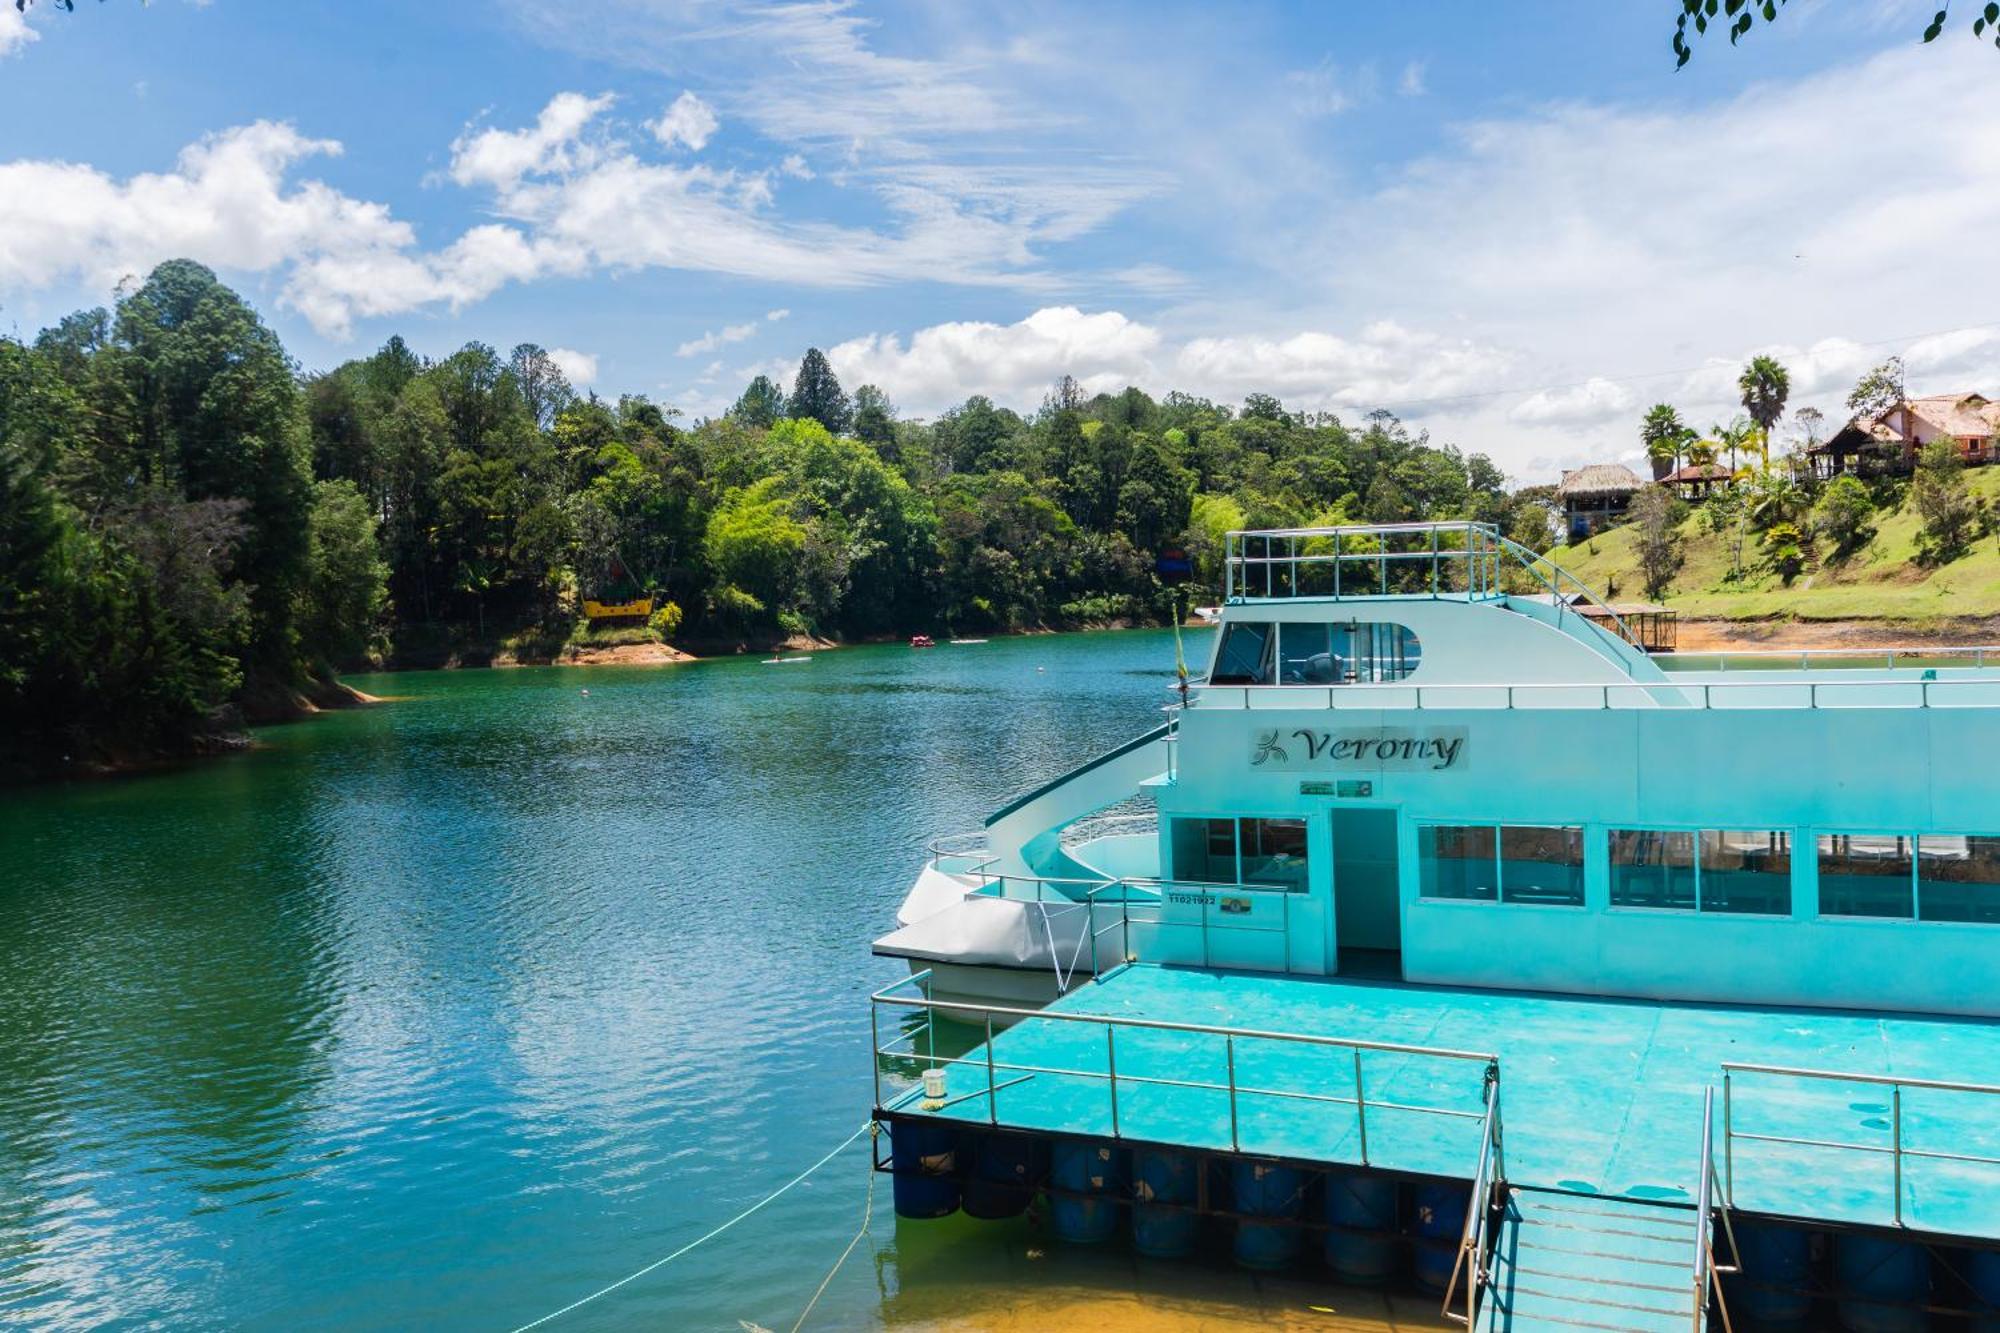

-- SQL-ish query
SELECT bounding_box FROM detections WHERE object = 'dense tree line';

[2,261,1537,770]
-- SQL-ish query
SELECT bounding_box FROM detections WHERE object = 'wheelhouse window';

[1817,834,1914,919]
[1610,828,1791,915]
[1169,816,1309,891]
[1918,835,2000,923]
[1419,823,1582,906]
[1271,621,1421,685]
[1211,621,1275,685]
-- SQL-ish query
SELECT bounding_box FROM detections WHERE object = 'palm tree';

[1687,438,1718,469]
[1640,403,1688,481]
[1707,416,1755,475]
[1739,355,1791,470]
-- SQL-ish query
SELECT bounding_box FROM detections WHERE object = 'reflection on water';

[0,628,1408,1331]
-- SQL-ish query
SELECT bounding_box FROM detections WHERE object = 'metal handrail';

[1184,675,2000,712]
[1670,645,2000,670]
[1442,1072,1506,1327]
[871,970,1499,1165]
[1691,1086,1740,1332]
[1719,1062,2000,1228]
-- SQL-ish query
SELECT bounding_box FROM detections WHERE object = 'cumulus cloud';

[651,91,718,151]
[0,7,38,58]
[1175,321,1514,413]
[1509,376,1634,427]
[827,307,1162,413]
[676,319,761,357]
[450,92,615,190]
[548,346,597,385]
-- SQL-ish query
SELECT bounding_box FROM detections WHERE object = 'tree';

[852,384,896,450]
[1847,357,1906,422]
[1793,405,1826,450]
[298,479,389,666]
[1738,355,1790,470]
[1912,438,1981,564]
[788,347,851,435]
[729,374,787,429]
[1815,473,1875,558]
[1671,0,1999,68]
[1640,403,1690,481]
[1631,485,1681,602]
[509,343,575,432]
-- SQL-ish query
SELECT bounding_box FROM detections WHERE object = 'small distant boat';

[761,654,811,665]
[909,635,936,648]
[948,638,988,645]
[1190,605,1222,625]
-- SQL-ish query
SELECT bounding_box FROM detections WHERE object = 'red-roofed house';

[1810,392,2000,478]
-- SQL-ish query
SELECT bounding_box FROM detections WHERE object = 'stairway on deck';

[1480,1188,1700,1333]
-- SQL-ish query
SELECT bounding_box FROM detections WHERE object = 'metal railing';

[1186,675,2000,712]
[1222,521,1642,663]
[871,970,1499,1166]
[1692,1086,1740,1332]
[1666,645,2000,672]
[925,830,998,877]
[1442,1070,1506,1328]
[1720,1062,2000,1228]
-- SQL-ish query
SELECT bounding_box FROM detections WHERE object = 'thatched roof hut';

[1555,463,1644,499]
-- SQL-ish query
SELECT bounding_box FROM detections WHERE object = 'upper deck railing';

[1223,521,1642,660]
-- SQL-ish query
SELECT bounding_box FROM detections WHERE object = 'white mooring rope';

[509,1120,874,1332]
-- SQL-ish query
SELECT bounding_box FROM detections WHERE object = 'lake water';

[0,628,1442,1331]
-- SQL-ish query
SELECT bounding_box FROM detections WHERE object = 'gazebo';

[1556,463,1645,542]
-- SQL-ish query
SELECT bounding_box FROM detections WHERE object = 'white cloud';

[548,346,597,385]
[449,92,614,190]
[828,307,1162,414]
[779,153,813,180]
[650,91,718,152]
[0,8,37,59]
[1509,377,1634,427]
[1175,321,1514,414]
[764,308,788,322]
[676,319,761,357]
[1285,57,1374,117]
[1398,60,1426,96]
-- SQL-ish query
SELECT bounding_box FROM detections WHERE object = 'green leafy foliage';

[1675,0,1999,66]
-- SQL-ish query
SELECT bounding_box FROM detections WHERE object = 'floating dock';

[873,964,2000,1328]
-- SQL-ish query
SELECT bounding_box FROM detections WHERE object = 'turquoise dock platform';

[878,964,2000,1240]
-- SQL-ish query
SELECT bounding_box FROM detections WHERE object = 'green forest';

[0,260,1538,773]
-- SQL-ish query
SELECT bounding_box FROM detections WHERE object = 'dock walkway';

[883,964,2000,1240]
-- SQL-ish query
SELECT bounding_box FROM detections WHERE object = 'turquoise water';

[0,630,1220,1331]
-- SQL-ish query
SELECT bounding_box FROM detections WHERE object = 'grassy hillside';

[1548,467,2000,622]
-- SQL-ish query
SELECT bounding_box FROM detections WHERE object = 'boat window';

[1278,623,1338,685]
[1169,817,1240,884]
[1499,825,1585,907]
[1698,831,1792,916]
[1242,817,1309,892]
[1418,825,1497,902]
[1211,621,1275,685]
[1609,830,1697,910]
[1917,835,2000,923]
[1817,834,1914,919]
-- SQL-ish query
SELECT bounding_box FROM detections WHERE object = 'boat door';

[1330,808,1402,977]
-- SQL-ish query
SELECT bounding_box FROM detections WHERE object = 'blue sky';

[3,0,1996,477]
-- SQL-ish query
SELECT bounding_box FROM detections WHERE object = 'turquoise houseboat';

[871,522,2000,1330]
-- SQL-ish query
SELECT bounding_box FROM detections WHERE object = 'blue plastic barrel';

[1324,1170,1399,1285]
[1836,1234,1929,1333]
[1132,1148,1199,1259]
[889,1119,961,1219]
[1050,1139,1126,1244]
[1967,1247,2000,1333]
[963,1133,1044,1220]
[1410,1183,1469,1292]
[1232,1161,1305,1269]
[1727,1223,1814,1328]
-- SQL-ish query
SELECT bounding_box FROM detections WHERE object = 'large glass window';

[1500,825,1585,906]
[1918,835,2000,923]
[1610,829,1697,910]
[1419,825,1497,901]
[1242,818,1309,892]
[1817,834,1914,919]
[1698,831,1793,916]
[1171,816,1309,891]
[1211,621,1275,685]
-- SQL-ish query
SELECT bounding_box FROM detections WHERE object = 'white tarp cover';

[875,893,1091,972]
